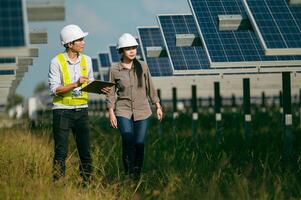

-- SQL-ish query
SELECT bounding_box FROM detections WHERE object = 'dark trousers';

[52,108,92,182]
[117,116,149,178]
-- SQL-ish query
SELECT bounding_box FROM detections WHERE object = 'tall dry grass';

[1,108,301,199]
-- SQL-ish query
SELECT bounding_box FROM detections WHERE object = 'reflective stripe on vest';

[53,53,88,106]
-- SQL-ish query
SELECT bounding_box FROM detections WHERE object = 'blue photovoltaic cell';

[189,0,301,65]
[109,45,121,63]
[245,0,301,49]
[158,15,209,71]
[137,27,173,76]
[0,70,14,75]
[0,0,26,47]
[0,58,16,63]
[98,53,111,67]
[92,58,99,72]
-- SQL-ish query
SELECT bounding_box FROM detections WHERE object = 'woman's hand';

[109,109,118,128]
[156,107,163,121]
[100,87,111,94]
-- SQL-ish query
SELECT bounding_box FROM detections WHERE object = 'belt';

[74,108,87,112]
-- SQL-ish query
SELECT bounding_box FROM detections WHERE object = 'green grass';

[1,108,301,199]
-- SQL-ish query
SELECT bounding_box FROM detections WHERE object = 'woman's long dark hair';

[133,58,143,88]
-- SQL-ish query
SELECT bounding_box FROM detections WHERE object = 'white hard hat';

[116,33,138,50]
[60,24,88,45]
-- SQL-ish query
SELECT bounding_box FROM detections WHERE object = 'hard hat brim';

[61,32,89,45]
[116,44,139,50]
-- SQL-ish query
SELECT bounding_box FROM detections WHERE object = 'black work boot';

[133,143,145,180]
[53,160,66,182]
[121,136,135,176]
[79,162,93,185]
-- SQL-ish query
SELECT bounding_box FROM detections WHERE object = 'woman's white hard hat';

[116,33,138,50]
[60,24,88,45]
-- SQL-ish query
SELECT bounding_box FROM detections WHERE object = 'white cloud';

[141,0,191,14]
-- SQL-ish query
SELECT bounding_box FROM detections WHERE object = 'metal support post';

[214,82,222,145]
[282,72,293,161]
[243,78,252,141]
[191,85,198,136]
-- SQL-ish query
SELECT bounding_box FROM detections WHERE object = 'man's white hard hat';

[60,24,88,45]
[116,33,138,50]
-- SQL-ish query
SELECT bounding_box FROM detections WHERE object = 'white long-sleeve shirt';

[48,52,94,110]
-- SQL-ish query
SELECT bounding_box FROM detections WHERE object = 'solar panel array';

[97,0,300,80]
[157,14,209,73]
[242,0,301,54]
[137,27,173,76]
[188,0,301,68]
[0,0,26,48]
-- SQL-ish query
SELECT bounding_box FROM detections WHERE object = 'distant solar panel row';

[0,0,26,47]
[137,27,173,76]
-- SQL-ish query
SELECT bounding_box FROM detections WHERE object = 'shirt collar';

[118,61,135,71]
[64,52,81,65]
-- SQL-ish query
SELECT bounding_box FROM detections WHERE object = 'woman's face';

[122,46,137,61]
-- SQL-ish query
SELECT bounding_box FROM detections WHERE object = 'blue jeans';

[117,116,149,177]
[117,116,149,144]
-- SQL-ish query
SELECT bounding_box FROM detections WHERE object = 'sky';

[16,0,191,97]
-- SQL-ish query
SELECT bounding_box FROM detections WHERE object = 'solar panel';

[0,58,16,64]
[0,70,15,75]
[157,14,210,74]
[0,0,30,57]
[98,53,111,67]
[188,0,301,68]
[109,45,121,63]
[242,0,301,55]
[0,0,26,47]
[135,38,144,61]
[137,27,173,76]
[91,58,99,73]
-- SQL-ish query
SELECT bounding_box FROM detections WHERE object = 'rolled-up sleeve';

[146,67,159,104]
[106,67,116,110]
[48,58,61,96]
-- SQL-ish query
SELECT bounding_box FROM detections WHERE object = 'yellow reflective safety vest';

[53,53,89,106]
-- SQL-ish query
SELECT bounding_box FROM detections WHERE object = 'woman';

[106,33,163,180]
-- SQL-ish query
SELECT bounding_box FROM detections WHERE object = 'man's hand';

[100,87,111,94]
[76,76,89,87]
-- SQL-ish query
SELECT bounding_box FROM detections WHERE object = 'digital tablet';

[80,80,115,94]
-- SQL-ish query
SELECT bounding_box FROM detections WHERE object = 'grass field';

[1,108,301,199]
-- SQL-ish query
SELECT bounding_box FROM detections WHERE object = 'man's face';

[68,37,85,53]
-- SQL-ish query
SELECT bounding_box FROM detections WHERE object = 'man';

[48,24,110,183]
